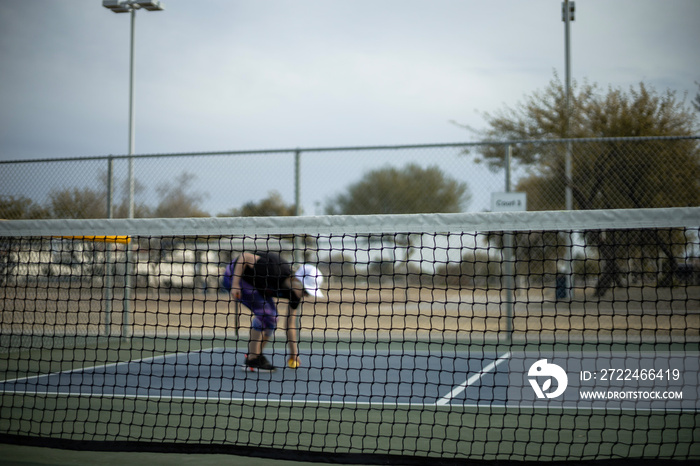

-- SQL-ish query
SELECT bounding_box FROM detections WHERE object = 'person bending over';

[223,251,323,372]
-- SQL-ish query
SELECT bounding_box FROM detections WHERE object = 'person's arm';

[230,252,259,300]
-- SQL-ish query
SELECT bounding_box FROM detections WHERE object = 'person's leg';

[248,298,277,352]
[286,306,299,363]
[248,328,265,357]
[244,291,278,371]
[248,326,274,355]
[239,283,269,362]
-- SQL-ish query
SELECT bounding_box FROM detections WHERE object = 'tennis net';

[0,208,699,463]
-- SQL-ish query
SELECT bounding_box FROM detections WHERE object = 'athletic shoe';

[245,354,276,372]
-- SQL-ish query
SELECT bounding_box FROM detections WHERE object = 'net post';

[122,238,133,339]
[104,155,114,337]
[503,232,514,344]
[561,231,573,302]
[104,246,113,337]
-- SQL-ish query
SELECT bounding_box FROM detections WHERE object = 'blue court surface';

[1,347,698,412]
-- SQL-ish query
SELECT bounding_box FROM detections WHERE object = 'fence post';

[123,157,133,340]
[104,156,114,337]
[504,144,514,343]
[294,149,301,216]
[293,149,303,344]
[563,141,573,302]
[107,156,114,218]
[123,240,133,339]
[293,149,305,264]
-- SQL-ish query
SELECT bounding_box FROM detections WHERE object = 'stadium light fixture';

[137,1,165,12]
[103,1,131,13]
[102,0,165,219]
[103,1,164,13]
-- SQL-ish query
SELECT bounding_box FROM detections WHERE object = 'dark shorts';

[223,259,278,332]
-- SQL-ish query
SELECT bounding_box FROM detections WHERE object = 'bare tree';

[153,172,210,218]
[0,195,50,219]
[463,76,700,295]
[48,187,106,219]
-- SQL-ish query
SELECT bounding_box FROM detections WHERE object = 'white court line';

[0,389,694,414]
[0,346,224,385]
[436,352,511,406]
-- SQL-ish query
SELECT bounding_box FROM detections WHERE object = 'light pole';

[561,1,575,300]
[562,0,574,211]
[103,0,165,218]
[103,0,164,338]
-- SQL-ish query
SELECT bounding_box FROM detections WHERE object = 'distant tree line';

[1,172,210,219]
[2,163,470,219]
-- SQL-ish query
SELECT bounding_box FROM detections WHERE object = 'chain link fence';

[1,137,699,322]
[1,136,698,220]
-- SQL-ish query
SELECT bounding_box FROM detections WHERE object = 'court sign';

[491,192,527,212]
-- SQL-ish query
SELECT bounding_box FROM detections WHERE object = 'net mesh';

[1,208,699,462]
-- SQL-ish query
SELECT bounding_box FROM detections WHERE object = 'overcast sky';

[1,0,698,214]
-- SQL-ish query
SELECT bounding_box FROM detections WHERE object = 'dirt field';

[1,281,698,343]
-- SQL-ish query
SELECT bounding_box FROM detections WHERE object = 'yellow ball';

[287,357,300,369]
